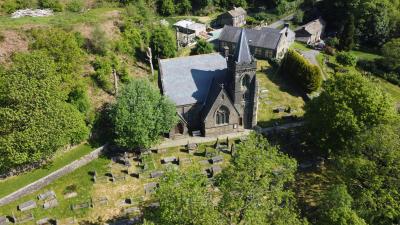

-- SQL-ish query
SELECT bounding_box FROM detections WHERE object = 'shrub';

[324,46,336,56]
[336,52,357,66]
[293,9,304,24]
[92,57,113,94]
[281,50,323,93]
[90,26,109,55]
[326,37,339,48]
[38,0,63,11]
[66,0,84,12]
[191,39,214,55]
[1,0,35,13]
[246,16,260,26]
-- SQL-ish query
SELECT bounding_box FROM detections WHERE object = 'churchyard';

[0,138,237,223]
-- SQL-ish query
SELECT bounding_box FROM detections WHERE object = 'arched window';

[241,75,250,89]
[216,106,229,125]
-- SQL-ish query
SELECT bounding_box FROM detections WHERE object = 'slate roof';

[295,18,326,36]
[219,25,283,50]
[227,7,246,17]
[159,53,228,106]
[234,29,252,63]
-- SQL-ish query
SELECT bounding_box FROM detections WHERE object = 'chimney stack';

[224,46,230,60]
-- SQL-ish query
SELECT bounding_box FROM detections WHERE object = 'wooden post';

[146,47,154,78]
[113,68,118,95]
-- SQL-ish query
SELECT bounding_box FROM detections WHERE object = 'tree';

[111,79,177,149]
[380,38,400,72]
[0,51,88,172]
[152,166,221,225]
[334,124,400,225]
[176,0,191,15]
[159,0,175,16]
[191,39,214,55]
[281,50,323,93]
[304,72,397,155]
[319,185,367,225]
[339,14,355,51]
[216,133,306,225]
[150,26,177,59]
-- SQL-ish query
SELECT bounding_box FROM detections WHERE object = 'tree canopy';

[191,39,214,55]
[0,51,88,173]
[150,26,177,59]
[305,72,397,155]
[111,79,177,149]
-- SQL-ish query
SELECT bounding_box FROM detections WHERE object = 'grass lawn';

[370,77,400,103]
[0,144,95,199]
[0,8,120,29]
[291,41,312,51]
[0,141,234,222]
[257,60,305,127]
[349,50,382,61]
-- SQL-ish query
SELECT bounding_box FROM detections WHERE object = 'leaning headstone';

[144,182,158,195]
[38,190,55,200]
[0,216,8,225]
[211,155,223,164]
[43,198,58,209]
[150,171,164,178]
[18,200,37,211]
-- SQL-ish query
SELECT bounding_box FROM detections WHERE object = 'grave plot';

[92,197,108,207]
[57,217,77,225]
[210,155,224,164]
[18,200,37,211]
[36,217,55,225]
[71,201,92,211]
[12,212,34,224]
[38,190,55,201]
[161,156,178,164]
[43,198,58,209]
[149,171,164,178]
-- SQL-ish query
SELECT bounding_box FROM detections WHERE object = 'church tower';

[228,29,258,129]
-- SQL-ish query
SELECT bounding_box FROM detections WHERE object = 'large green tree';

[216,133,306,225]
[319,185,367,225]
[150,26,176,59]
[112,79,177,149]
[305,72,396,155]
[0,51,88,172]
[153,167,221,225]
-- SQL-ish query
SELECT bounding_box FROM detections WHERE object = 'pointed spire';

[234,29,252,63]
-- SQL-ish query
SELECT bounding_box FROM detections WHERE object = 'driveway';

[300,50,327,80]
[267,14,294,29]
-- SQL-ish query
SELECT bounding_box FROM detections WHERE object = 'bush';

[293,9,304,24]
[326,37,339,48]
[336,52,357,66]
[66,0,84,12]
[246,16,260,26]
[2,0,36,13]
[324,46,336,56]
[90,26,109,55]
[92,57,113,94]
[38,0,63,11]
[281,50,323,93]
[191,39,214,55]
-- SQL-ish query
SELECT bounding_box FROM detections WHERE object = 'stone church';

[158,29,258,138]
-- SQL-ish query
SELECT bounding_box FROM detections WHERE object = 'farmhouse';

[219,25,294,59]
[217,7,247,27]
[173,20,207,47]
[295,18,326,44]
[159,29,258,138]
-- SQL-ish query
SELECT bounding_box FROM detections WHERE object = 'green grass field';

[0,8,120,29]
[256,60,305,127]
[0,144,94,199]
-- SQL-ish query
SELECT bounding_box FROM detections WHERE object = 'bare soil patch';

[0,30,29,63]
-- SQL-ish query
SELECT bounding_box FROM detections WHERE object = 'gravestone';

[18,200,37,211]
[36,218,51,225]
[144,182,158,195]
[178,157,192,165]
[71,202,91,211]
[93,197,108,207]
[154,149,167,154]
[124,207,140,215]
[64,192,77,199]
[211,155,223,164]
[211,165,222,176]
[0,216,8,225]
[14,212,34,224]
[161,156,177,164]
[38,190,55,200]
[150,171,164,178]
[113,175,126,182]
[148,202,160,209]
[186,143,197,154]
[199,159,210,165]
[43,198,58,209]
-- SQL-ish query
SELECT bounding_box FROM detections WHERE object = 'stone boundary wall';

[0,145,106,206]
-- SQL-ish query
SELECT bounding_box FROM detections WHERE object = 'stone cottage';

[295,18,326,44]
[219,25,294,60]
[158,29,258,138]
[217,7,247,27]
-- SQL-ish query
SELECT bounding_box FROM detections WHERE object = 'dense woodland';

[0,0,400,224]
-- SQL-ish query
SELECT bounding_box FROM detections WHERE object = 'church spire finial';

[233,29,252,63]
